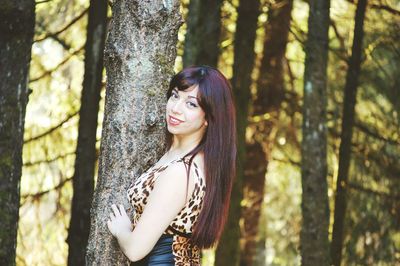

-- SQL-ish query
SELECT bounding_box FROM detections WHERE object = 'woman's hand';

[107,204,132,238]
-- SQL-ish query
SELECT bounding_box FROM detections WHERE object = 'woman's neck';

[169,135,202,157]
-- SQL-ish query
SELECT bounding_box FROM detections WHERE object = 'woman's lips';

[168,115,184,126]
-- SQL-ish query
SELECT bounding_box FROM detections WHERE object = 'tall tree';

[300,0,331,265]
[0,1,35,265]
[67,0,108,265]
[215,0,260,265]
[241,1,293,265]
[331,0,368,265]
[182,0,223,67]
[85,0,182,264]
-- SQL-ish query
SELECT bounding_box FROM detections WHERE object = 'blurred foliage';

[17,0,399,265]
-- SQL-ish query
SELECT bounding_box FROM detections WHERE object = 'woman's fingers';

[119,204,127,216]
[111,204,120,217]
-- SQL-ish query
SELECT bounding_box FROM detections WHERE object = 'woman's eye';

[187,102,198,108]
[171,92,179,99]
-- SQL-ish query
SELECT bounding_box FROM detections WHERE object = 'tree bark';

[67,0,108,265]
[331,0,368,265]
[241,1,293,265]
[253,0,293,116]
[214,0,260,265]
[0,1,35,265]
[182,0,223,67]
[85,1,182,264]
[300,0,331,265]
[241,141,267,266]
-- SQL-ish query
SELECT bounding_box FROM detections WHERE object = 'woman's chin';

[166,125,179,134]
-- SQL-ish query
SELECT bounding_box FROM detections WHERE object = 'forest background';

[1,0,399,265]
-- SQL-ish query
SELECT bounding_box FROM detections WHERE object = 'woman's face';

[166,85,207,138]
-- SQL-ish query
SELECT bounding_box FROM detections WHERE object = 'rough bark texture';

[331,0,367,265]
[67,0,108,265]
[85,1,182,264]
[214,0,260,265]
[0,1,35,265]
[182,0,223,67]
[300,0,331,265]
[241,142,267,266]
[241,1,293,265]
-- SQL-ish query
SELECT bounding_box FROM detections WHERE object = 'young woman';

[106,66,237,265]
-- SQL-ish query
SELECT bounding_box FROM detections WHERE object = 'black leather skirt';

[131,234,174,266]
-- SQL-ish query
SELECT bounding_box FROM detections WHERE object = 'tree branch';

[23,151,75,166]
[354,120,400,146]
[24,110,79,143]
[36,20,73,50]
[35,0,53,5]
[34,8,89,43]
[370,3,400,16]
[346,181,400,201]
[330,19,346,55]
[29,45,84,83]
[20,176,73,202]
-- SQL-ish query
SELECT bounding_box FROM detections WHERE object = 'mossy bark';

[0,1,35,265]
[85,1,182,265]
[300,0,331,265]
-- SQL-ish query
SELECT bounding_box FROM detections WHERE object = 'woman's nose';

[171,100,183,114]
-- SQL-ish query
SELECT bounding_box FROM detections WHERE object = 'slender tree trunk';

[241,142,267,266]
[182,0,223,67]
[331,1,368,265]
[215,0,260,265]
[85,1,182,264]
[300,0,331,265]
[240,1,293,265]
[67,0,108,265]
[0,1,35,265]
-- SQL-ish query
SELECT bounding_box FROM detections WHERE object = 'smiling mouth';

[169,115,184,125]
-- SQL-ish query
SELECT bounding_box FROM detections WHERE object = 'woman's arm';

[107,161,195,262]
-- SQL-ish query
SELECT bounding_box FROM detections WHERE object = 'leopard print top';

[127,157,206,265]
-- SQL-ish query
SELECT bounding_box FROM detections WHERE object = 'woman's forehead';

[175,85,199,98]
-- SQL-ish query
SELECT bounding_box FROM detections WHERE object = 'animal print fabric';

[127,157,206,265]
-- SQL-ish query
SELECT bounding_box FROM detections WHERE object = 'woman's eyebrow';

[187,95,199,100]
[173,89,199,101]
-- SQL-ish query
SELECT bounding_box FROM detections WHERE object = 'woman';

[106,66,237,265]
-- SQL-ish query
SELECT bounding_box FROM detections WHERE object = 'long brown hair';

[165,65,237,248]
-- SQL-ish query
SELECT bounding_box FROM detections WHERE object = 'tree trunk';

[215,0,260,265]
[241,142,267,266]
[241,1,293,265]
[300,0,331,265]
[331,0,368,265]
[182,0,223,67]
[253,0,293,116]
[67,0,108,265]
[85,1,182,264]
[0,1,35,265]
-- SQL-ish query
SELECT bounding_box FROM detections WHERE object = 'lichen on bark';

[86,1,183,264]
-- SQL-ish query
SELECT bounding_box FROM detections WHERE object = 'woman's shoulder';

[182,152,205,178]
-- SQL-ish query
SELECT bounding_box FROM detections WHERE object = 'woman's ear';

[204,120,208,127]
